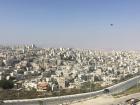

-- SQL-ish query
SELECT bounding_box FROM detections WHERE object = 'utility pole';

[137,77,139,91]
[89,77,92,98]
[59,76,61,105]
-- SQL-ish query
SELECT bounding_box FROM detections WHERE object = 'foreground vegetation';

[0,74,137,100]
[113,84,140,98]
[0,82,104,100]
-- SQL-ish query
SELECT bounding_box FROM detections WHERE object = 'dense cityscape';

[1,0,140,104]
[0,44,140,95]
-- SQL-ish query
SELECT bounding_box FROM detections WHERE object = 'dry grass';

[113,85,140,98]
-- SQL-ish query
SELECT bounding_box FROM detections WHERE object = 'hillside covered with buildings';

[0,45,140,99]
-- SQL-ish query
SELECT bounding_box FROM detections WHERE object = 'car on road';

[103,89,110,94]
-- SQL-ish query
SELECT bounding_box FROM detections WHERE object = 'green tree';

[94,75,101,81]
[0,80,14,89]
[80,81,95,92]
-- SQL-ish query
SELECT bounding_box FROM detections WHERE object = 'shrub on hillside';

[0,80,14,89]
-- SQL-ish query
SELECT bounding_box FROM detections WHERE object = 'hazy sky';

[0,0,140,50]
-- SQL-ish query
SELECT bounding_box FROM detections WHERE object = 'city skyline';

[0,0,140,50]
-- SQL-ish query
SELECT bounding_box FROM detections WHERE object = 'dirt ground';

[71,95,115,105]
[70,93,140,105]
